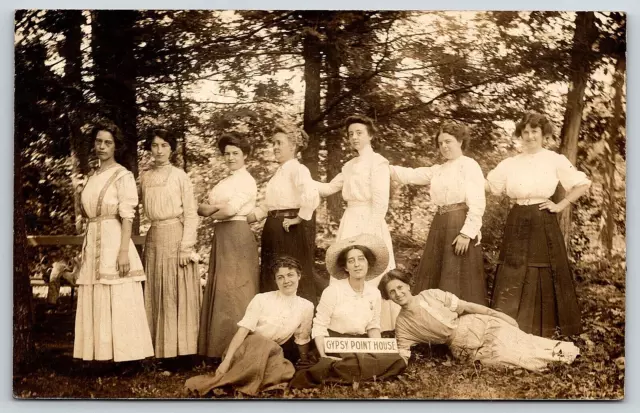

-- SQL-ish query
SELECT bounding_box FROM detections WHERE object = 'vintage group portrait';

[12,9,626,400]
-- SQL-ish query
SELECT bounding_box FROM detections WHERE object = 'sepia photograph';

[13,9,626,400]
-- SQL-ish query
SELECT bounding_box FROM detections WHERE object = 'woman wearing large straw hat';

[289,234,406,388]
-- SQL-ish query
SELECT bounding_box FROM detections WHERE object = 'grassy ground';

[13,247,625,400]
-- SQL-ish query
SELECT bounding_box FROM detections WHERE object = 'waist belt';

[268,209,299,219]
[150,217,181,227]
[87,214,118,223]
[515,198,548,206]
[216,216,248,223]
[436,202,468,215]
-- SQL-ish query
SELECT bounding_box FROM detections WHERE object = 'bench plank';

[27,235,146,246]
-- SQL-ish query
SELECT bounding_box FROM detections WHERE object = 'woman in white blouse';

[197,133,259,358]
[248,125,320,305]
[486,112,591,337]
[141,129,201,361]
[390,122,487,305]
[185,256,314,396]
[290,234,405,388]
[74,121,153,363]
[315,115,398,331]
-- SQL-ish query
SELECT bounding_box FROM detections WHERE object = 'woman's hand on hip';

[539,200,568,214]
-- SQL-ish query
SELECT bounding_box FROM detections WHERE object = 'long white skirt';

[74,282,154,362]
[332,203,401,331]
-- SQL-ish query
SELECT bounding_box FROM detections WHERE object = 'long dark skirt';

[490,204,582,337]
[260,215,317,305]
[412,209,487,305]
[289,330,406,388]
[198,221,259,358]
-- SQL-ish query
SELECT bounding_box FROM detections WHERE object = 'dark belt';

[436,202,468,215]
[268,209,300,219]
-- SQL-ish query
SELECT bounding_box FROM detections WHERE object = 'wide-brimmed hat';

[325,234,389,281]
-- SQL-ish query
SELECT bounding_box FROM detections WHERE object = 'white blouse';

[253,159,320,221]
[317,145,390,224]
[486,149,591,204]
[141,165,199,252]
[237,291,314,346]
[311,278,382,339]
[208,166,257,219]
[390,155,486,239]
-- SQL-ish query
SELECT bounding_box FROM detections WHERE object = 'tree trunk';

[324,34,345,225]
[13,108,35,376]
[60,10,89,234]
[91,10,140,232]
[301,31,323,179]
[602,56,625,257]
[555,12,599,247]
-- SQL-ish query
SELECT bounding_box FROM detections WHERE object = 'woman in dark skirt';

[248,125,320,305]
[197,133,260,358]
[390,121,487,305]
[486,112,591,337]
[185,256,314,396]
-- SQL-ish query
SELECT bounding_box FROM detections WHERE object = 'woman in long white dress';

[315,115,399,330]
[74,121,154,363]
[141,128,201,361]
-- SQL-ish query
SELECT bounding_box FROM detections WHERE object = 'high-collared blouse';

[253,159,320,221]
[141,164,199,253]
[395,289,464,362]
[207,166,257,219]
[390,155,486,239]
[311,278,382,339]
[486,149,591,204]
[316,145,390,224]
[237,291,314,346]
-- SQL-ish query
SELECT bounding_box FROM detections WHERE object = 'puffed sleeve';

[316,173,344,197]
[225,174,257,216]
[237,294,264,332]
[365,291,382,332]
[311,285,338,339]
[369,156,391,226]
[460,158,486,239]
[115,170,138,221]
[486,158,510,196]
[293,299,314,345]
[555,153,591,191]
[395,319,414,364]
[424,289,460,312]
[389,165,434,186]
[179,170,199,253]
[294,163,320,221]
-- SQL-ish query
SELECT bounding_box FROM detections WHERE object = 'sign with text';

[324,337,399,354]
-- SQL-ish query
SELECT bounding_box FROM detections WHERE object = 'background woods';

[14,10,625,398]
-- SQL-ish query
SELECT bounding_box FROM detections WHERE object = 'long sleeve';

[114,171,138,221]
[311,286,338,339]
[460,159,486,239]
[225,181,257,216]
[389,165,434,186]
[316,173,344,197]
[294,164,320,221]
[555,153,591,191]
[369,157,390,225]
[365,293,382,332]
[179,172,199,253]
[294,301,314,345]
[486,159,509,196]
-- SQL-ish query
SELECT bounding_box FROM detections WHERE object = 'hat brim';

[325,234,389,281]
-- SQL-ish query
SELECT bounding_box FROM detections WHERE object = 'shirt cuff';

[297,206,314,221]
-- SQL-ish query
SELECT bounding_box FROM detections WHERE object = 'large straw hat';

[325,234,389,281]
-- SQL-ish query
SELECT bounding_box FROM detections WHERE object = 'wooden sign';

[324,337,399,354]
